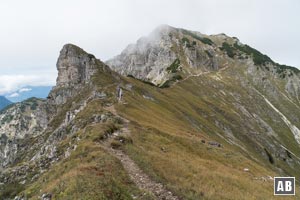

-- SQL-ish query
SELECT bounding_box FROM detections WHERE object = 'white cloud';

[0,74,55,95]
[7,92,19,98]
[19,88,32,93]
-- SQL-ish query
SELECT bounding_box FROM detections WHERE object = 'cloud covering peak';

[0,0,299,95]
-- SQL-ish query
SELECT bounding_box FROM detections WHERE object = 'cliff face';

[0,98,47,167]
[107,25,227,86]
[107,25,178,85]
[48,44,110,106]
[56,44,98,87]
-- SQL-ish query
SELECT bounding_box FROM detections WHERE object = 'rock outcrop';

[0,98,47,167]
[107,25,177,85]
[56,44,98,87]
[48,44,109,105]
[106,25,222,86]
[0,44,112,180]
[107,25,300,103]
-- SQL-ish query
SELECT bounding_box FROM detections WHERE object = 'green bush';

[159,74,183,88]
[181,37,190,45]
[181,37,192,48]
[199,37,214,45]
[172,74,183,81]
[181,37,197,48]
[233,42,299,75]
[220,42,235,58]
[276,64,299,75]
[159,81,171,88]
[166,59,181,73]
[181,29,214,45]
[233,43,273,66]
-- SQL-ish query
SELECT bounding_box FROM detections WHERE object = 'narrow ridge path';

[172,62,229,87]
[101,106,180,200]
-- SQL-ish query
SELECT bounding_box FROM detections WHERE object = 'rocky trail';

[172,61,229,87]
[171,71,211,87]
[101,105,180,200]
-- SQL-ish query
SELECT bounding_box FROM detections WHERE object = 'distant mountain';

[0,96,12,110]
[6,86,52,102]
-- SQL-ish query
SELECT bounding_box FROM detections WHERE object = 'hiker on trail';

[117,86,123,102]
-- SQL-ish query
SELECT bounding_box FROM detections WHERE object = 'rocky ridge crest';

[1,26,300,199]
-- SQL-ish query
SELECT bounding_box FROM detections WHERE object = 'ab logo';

[274,177,295,195]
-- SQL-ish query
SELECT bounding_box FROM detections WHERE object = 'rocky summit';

[56,44,99,87]
[1,25,300,199]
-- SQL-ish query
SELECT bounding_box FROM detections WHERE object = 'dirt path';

[99,63,231,199]
[172,62,229,87]
[172,70,211,87]
[101,106,180,200]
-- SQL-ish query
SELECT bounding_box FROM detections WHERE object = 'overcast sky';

[0,0,299,95]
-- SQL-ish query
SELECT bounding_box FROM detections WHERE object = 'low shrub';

[166,59,181,73]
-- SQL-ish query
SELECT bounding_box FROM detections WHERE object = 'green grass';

[127,75,157,87]
[180,29,214,45]
[24,143,144,199]
[7,58,300,200]
[22,118,153,200]
[0,182,25,199]
[115,68,300,199]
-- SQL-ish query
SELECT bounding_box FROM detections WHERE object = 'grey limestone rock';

[106,25,220,86]
[56,44,98,87]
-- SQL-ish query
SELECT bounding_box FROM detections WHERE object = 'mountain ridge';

[1,26,300,199]
[0,96,12,111]
[107,25,300,91]
[6,86,52,103]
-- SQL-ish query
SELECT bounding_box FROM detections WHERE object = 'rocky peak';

[106,25,225,86]
[49,44,110,106]
[106,25,300,94]
[56,44,98,87]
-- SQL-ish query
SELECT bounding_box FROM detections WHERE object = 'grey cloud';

[0,0,299,93]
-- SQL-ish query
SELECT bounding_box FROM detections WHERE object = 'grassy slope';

[24,124,152,200]
[12,69,154,200]
[115,66,300,199]
[12,63,300,199]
